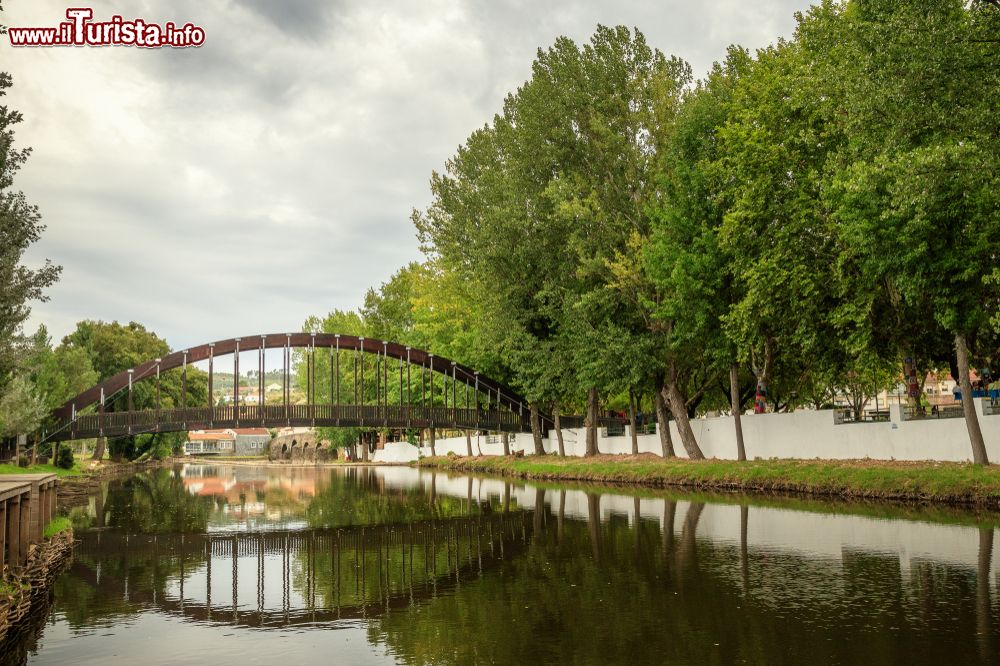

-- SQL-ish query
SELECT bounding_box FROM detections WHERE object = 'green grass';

[42,517,72,539]
[417,454,1000,506]
[0,462,82,477]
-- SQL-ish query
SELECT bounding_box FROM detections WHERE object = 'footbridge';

[46,333,550,442]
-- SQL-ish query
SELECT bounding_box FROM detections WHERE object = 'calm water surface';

[4,463,1000,665]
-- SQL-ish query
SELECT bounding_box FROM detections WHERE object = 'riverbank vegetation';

[42,517,71,539]
[0,34,211,465]
[2,2,998,467]
[417,455,1000,506]
[0,462,82,477]
[298,1,1000,464]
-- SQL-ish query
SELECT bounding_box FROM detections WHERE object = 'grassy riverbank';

[417,454,1000,505]
[42,517,72,539]
[0,462,82,477]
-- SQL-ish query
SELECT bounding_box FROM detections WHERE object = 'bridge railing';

[54,402,530,441]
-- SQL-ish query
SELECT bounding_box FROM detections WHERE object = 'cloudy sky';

[8,0,812,351]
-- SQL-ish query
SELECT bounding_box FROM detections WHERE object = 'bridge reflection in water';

[71,514,530,628]
[25,465,1000,665]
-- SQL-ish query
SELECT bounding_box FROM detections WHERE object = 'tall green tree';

[0,4,61,393]
[829,0,1000,463]
[641,48,753,459]
[60,320,206,460]
[0,374,46,441]
[417,26,688,456]
[23,325,98,412]
[361,263,421,345]
[715,9,846,420]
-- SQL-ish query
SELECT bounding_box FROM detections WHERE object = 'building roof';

[232,428,270,436]
[188,431,234,442]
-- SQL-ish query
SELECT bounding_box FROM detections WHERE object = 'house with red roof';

[184,428,271,456]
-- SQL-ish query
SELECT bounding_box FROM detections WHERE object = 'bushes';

[55,445,75,470]
[43,517,71,539]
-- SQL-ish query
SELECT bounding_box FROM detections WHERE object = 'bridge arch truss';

[48,333,534,442]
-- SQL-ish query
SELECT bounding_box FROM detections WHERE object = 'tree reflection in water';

[16,466,1000,666]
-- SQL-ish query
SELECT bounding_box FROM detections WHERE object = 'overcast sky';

[7,0,812,351]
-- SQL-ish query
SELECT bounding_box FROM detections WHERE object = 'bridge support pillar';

[208,343,215,427]
[6,496,21,569]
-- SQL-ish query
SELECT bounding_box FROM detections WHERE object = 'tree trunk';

[15,434,25,461]
[465,430,473,457]
[655,385,675,458]
[903,356,921,408]
[956,333,988,464]
[429,428,436,457]
[501,431,510,456]
[628,389,640,455]
[753,338,775,414]
[529,402,545,455]
[663,366,704,460]
[92,436,106,461]
[584,387,600,457]
[731,364,747,461]
[554,402,565,456]
[361,433,370,462]
[29,436,37,465]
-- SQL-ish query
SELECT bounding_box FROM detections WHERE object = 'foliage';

[22,325,98,415]
[0,18,61,392]
[4,3,985,464]
[55,443,75,469]
[0,374,47,437]
[316,426,363,449]
[61,320,170,381]
[59,320,207,460]
[42,516,72,539]
[285,9,1000,464]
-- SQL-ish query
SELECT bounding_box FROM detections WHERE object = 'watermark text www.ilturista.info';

[7,8,205,48]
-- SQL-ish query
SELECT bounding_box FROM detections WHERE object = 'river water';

[4,463,999,665]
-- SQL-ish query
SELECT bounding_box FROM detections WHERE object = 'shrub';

[17,455,29,468]
[56,446,75,470]
[43,517,71,539]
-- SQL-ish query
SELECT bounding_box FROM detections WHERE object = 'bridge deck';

[48,404,536,442]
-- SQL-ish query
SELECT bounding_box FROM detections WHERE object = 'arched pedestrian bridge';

[47,333,546,442]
